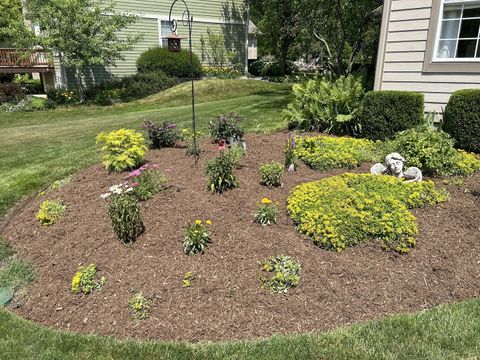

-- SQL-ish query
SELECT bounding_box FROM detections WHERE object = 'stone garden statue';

[370,153,422,182]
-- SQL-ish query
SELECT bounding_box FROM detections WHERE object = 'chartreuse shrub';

[443,89,480,153]
[358,90,424,140]
[96,129,147,172]
[284,76,364,135]
[254,198,278,226]
[71,264,106,295]
[259,255,301,293]
[35,200,66,226]
[294,136,376,171]
[385,126,480,176]
[183,220,212,255]
[128,291,151,320]
[288,173,448,254]
[259,161,284,187]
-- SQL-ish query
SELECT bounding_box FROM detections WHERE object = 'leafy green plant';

[228,143,246,168]
[205,153,238,193]
[137,47,202,78]
[182,271,194,287]
[386,126,480,176]
[202,66,241,79]
[142,120,183,149]
[125,164,168,201]
[128,291,151,320]
[102,184,144,243]
[294,135,376,171]
[284,133,297,170]
[0,82,25,104]
[284,76,364,135]
[259,255,301,293]
[254,198,278,226]
[183,219,212,255]
[71,264,106,295]
[443,89,480,153]
[260,161,284,187]
[209,113,244,143]
[198,28,237,67]
[287,173,448,254]
[358,90,424,141]
[96,129,147,172]
[35,199,66,226]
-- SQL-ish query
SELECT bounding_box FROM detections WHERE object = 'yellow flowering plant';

[287,173,448,254]
[128,291,151,320]
[183,220,212,255]
[259,255,301,293]
[254,198,278,226]
[36,199,66,226]
[71,264,106,295]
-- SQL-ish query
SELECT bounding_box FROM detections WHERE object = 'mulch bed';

[2,132,480,342]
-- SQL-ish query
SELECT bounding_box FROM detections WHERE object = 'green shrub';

[125,164,168,201]
[35,199,66,226]
[119,72,178,101]
[287,173,448,254]
[128,291,151,320]
[358,90,424,140]
[284,76,364,135]
[203,66,241,79]
[104,186,144,244]
[294,136,376,171]
[46,87,79,106]
[259,161,284,187]
[205,154,239,193]
[71,264,106,295]
[137,47,202,78]
[228,143,246,168]
[443,89,480,153]
[387,126,480,176]
[0,96,52,112]
[209,113,244,143]
[259,255,301,293]
[183,219,212,255]
[142,120,183,149]
[248,59,267,77]
[14,74,43,94]
[254,198,278,226]
[96,129,147,172]
[0,82,25,104]
[260,60,296,77]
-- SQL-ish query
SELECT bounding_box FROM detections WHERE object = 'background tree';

[0,0,24,43]
[14,0,140,101]
[305,0,383,77]
[250,0,303,76]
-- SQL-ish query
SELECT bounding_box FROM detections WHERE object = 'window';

[434,1,480,60]
[160,20,174,48]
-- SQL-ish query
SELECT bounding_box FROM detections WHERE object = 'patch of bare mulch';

[2,132,480,342]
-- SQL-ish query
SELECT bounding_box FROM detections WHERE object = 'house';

[1,0,257,91]
[375,0,480,113]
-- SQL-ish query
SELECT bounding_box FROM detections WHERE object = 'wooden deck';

[0,48,53,73]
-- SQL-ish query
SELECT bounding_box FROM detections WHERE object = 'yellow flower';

[261,198,272,205]
[206,220,212,225]
[195,220,202,225]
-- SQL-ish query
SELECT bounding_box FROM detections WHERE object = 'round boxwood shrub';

[137,47,202,78]
[443,89,480,153]
[358,90,424,141]
[287,173,448,254]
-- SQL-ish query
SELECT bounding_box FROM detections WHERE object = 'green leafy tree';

[305,0,382,76]
[250,0,303,76]
[199,28,236,67]
[15,0,140,101]
[0,0,23,43]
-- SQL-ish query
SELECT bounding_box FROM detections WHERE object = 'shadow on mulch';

[2,132,480,342]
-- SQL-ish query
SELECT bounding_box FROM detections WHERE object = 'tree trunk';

[75,67,85,103]
[279,45,289,76]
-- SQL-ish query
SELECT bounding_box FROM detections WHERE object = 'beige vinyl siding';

[376,0,480,112]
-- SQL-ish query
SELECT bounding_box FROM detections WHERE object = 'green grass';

[0,79,291,219]
[1,79,480,359]
[1,299,479,359]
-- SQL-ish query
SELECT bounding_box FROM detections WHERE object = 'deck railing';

[0,48,53,72]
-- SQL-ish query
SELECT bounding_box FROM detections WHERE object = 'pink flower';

[132,182,139,187]
[218,139,226,151]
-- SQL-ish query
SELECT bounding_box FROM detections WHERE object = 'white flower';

[100,193,111,199]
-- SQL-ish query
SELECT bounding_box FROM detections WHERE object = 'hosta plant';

[71,264,106,295]
[96,129,147,172]
[102,184,144,243]
[254,198,278,226]
[259,255,301,293]
[183,220,212,255]
[260,161,284,187]
[36,199,66,226]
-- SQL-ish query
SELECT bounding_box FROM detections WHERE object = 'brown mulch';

[2,132,480,342]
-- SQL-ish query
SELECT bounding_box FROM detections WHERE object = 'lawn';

[1,79,480,359]
[0,79,292,220]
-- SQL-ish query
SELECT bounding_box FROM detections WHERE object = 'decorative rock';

[371,152,422,182]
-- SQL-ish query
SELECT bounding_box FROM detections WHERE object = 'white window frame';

[433,0,480,61]
[158,19,175,48]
